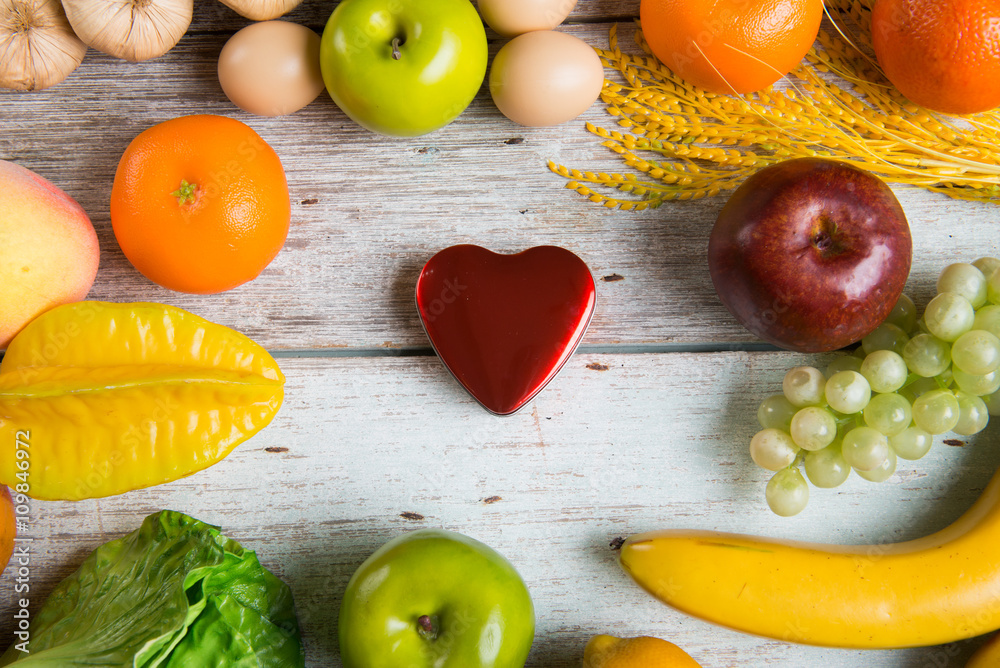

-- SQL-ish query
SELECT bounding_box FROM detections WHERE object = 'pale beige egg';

[489,30,604,127]
[478,0,578,37]
[218,20,324,117]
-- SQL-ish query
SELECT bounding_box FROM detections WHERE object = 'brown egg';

[488,30,603,127]
[478,0,578,37]
[218,20,324,117]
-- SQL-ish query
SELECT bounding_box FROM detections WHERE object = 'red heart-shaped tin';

[416,245,596,416]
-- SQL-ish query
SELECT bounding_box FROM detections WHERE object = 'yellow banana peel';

[0,302,284,501]
[619,464,1000,649]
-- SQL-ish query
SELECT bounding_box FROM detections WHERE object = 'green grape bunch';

[752,257,1000,517]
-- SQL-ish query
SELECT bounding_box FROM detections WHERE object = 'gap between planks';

[269,341,784,359]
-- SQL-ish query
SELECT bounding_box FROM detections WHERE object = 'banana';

[618,465,1000,649]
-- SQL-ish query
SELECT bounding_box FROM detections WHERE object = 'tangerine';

[872,0,1000,115]
[583,634,702,668]
[110,114,290,294]
[639,0,824,94]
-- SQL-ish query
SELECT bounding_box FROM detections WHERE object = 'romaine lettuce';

[0,510,304,667]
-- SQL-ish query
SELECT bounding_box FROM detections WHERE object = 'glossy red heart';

[416,245,596,416]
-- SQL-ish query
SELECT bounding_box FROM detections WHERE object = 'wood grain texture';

[185,0,642,35]
[3,2,1000,666]
[1,354,996,666]
[1,24,997,351]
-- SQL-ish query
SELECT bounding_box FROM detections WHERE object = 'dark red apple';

[708,158,912,352]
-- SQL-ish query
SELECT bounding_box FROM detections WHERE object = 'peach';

[0,160,99,349]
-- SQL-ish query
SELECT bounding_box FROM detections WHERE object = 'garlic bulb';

[0,0,87,90]
[215,0,302,22]
[62,0,192,62]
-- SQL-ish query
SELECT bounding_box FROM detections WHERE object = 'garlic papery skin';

[216,0,302,22]
[62,0,192,62]
[0,0,87,90]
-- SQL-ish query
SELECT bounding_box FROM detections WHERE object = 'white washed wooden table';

[1,1,999,666]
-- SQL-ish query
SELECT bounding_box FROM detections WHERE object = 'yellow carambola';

[618,465,1000,648]
[0,302,284,501]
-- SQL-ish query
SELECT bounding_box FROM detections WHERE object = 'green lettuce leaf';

[0,511,304,668]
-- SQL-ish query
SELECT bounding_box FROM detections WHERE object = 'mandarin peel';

[549,4,1000,209]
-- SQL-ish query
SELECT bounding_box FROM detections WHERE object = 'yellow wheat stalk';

[549,0,1000,210]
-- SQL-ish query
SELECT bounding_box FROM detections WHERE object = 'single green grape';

[973,305,1000,339]
[790,406,838,451]
[899,376,940,406]
[937,262,988,308]
[902,333,951,377]
[804,441,851,488]
[750,428,800,471]
[856,447,898,483]
[954,391,990,436]
[924,292,976,342]
[841,426,890,472]
[782,366,826,407]
[972,256,1000,280]
[988,267,1000,305]
[889,426,933,460]
[860,349,908,393]
[912,389,961,434]
[825,370,872,414]
[951,329,1000,375]
[952,367,1000,396]
[861,322,910,356]
[885,293,917,334]
[863,392,913,437]
[765,468,809,517]
[983,391,1000,417]
[757,394,798,430]
[825,355,863,379]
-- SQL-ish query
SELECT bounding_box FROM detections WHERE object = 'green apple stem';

[391,37,402,60]
[417,614,438,641]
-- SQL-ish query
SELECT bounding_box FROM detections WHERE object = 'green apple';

[319,0,488,137]
[338,528,535,667]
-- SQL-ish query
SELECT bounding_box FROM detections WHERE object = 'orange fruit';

[111,114,290,294]
[1,486,14,575]
[583,634,702,668]
[871,0,1000,115]
[639,0,824,94]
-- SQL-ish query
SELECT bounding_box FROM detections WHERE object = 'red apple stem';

[391,37,401,60]
[417,614,438,640]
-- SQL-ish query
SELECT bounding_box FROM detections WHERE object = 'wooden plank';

[1,353,996,665]
[2,25,998,352]
[187,0,643,35]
